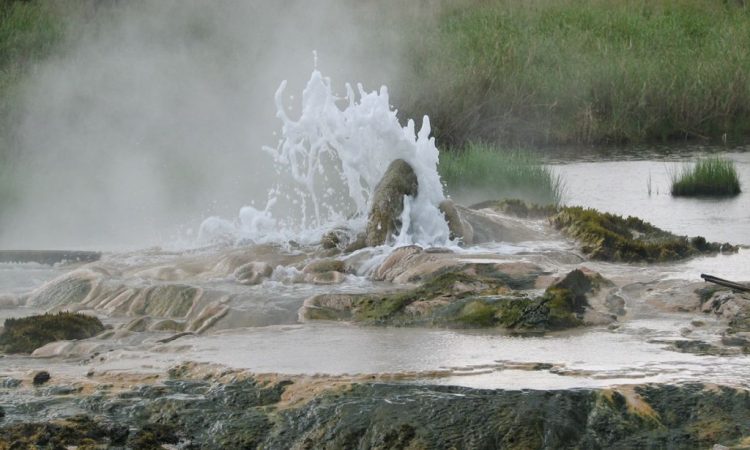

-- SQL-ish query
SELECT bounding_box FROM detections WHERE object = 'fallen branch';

[700,273,750,292]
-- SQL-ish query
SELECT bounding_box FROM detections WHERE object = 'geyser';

[199,70,451,248]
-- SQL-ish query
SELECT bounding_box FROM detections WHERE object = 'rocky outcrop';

[365,159,418,246]
[302,258,347,284]
[233,262,273,285]
[23,270,230,334]
[439,199,474,245]
[2,369,749,449]
[301,266,616,331]
[551,206,737,262]
[699,287,750,351]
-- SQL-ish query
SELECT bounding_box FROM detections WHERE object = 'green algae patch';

[457,300,499,327]
[0,312,105,354]
[351,271,492,324]
[551,206,735,262]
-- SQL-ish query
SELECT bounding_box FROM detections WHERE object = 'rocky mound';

[301,266,617,331]
[552,206,736,262]
[0,312,105,354]
[472,200,737,263]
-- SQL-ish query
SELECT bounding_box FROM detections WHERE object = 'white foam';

[199,69,450,247]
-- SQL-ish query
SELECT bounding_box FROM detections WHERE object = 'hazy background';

[1,0,439,249]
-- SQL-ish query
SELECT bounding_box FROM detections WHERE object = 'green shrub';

[439,142,564,205]
[671,157,742,197]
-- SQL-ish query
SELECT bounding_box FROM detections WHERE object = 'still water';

[553,151,750,245]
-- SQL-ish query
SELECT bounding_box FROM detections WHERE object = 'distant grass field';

[439,143,564,206]
[400,0,750,147]
[671,157,741,197]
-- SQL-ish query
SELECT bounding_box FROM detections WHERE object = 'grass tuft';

[439,142,564,206]
[671,157,741,197]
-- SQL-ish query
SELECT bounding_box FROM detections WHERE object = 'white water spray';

[199,69,450,247]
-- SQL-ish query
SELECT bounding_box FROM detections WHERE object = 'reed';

[671,157,741,197]
[439,142,564,206]
[399,0,750,147]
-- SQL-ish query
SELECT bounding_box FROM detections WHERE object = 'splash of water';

[199,69,449,247]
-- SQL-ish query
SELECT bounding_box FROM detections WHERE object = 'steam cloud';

[1,0,435,249]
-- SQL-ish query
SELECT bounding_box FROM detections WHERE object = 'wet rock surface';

[302,266,616,331]
[699,287,750,352]
[439,199,474,245]
[365,159,419,246]
[1,367,749,450]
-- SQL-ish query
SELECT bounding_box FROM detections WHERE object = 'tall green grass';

[671,157,741,197]
[399,0,750,147]
[439,142,564,206]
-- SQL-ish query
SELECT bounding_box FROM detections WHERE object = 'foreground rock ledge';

[1,366,749,449]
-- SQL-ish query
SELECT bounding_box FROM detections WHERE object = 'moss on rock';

[0,312,105,354]
[551,206,735,262]
[303,268,609,332]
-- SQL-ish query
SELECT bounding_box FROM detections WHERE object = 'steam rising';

[199,69,450,247]
[0,0,424,250]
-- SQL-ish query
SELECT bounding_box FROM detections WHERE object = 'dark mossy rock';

[0,312,105,354]
[551,206,736,262]
[365,159,419,246]
[32,371,51,386]
[128,423,180,449]
[471,198,559,218]
[470,268,609,331]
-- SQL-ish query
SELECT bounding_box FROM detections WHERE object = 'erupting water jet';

[199,69,451,248]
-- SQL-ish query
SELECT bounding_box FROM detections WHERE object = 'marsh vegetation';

[439,142,564,206]
[671,157,742,197]
[404,0,750,147]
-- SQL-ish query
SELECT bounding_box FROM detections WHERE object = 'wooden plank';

[0,250,101,265]
[700,273,750,292]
